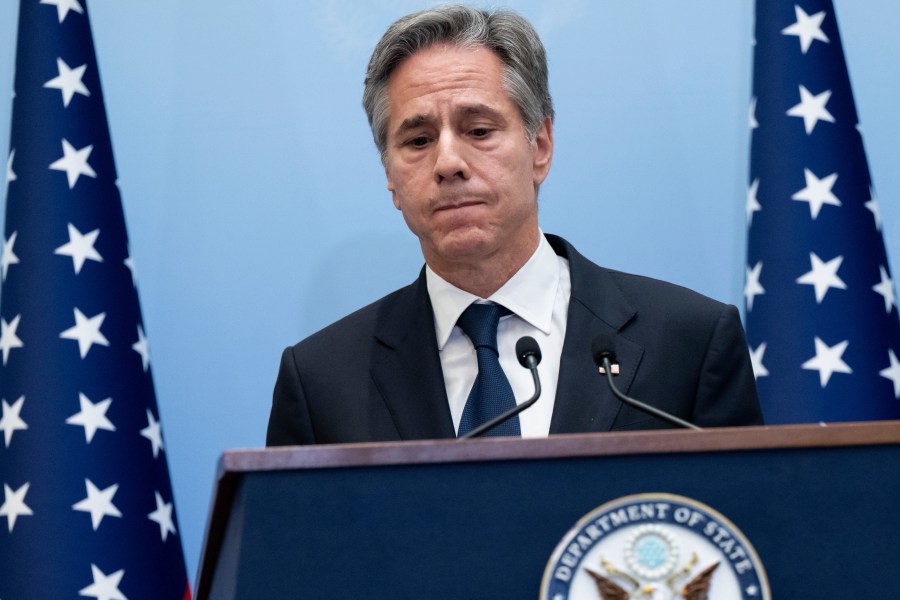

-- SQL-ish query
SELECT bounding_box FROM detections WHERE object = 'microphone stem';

[460,361,541,440]
[602,358,703,431]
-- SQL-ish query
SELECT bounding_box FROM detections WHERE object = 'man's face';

[383,43,553,275]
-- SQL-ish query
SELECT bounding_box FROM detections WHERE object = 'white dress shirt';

[426,232,572,438]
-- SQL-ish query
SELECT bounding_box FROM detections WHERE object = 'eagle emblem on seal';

[584,524,719,600]
[586,556,719,600]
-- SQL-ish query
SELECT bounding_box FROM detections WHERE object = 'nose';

[433,132,470,183]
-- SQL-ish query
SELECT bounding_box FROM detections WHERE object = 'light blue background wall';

[1,0,898,582]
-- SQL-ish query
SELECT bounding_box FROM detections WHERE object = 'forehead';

[386,44,516,122]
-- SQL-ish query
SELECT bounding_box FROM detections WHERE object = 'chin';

[430,228,496,262]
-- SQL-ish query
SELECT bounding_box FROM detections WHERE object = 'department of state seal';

[540,493,769,600]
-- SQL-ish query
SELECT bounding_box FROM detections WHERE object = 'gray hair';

[363,4,554,162]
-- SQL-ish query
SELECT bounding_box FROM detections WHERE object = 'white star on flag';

[802,337,852,387]
[140,409,165,458]
[49,138,96,189]
[148,491,177,542]
[124,253,137,287]
[0,314,24,366]
[865,187,882,231]
[786,85,835,135]
[132,324,150,372]
[791,168,840,219]
[796,252,846,303]
[40,0,84,23]
[65,392,115,443]
[0,395,28,448]
[749,342,769,380]
[60,308,109,358]
[2,230,20,281]
[5,148,15,185]
[55,223,103,274]
[781,5,829,54]
[744,261,765,311]
[43,57,90,107]
[748,97,759,130]
[0,482,33,532]
[873,266,896,313]
[746,178,761,226]
[879,349,900,399]
[72,479,122,530]
[79,564,128,600]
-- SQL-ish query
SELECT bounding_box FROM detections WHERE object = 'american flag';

[0,1,191,598]
[746,0,900,423]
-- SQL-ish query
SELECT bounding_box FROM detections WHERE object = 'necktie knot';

[457,302,511,352]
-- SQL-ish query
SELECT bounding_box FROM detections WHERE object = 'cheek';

[492,162,530,203]
[385,165,409,210]
[390,168,428,209]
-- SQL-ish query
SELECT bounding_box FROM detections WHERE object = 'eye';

[407,136,430,148]
[471,128,492,138]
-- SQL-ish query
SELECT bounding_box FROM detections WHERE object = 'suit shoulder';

[548,234,732,319]
[603,268,729,314]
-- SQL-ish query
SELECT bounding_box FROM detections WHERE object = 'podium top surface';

[216,420,900,476]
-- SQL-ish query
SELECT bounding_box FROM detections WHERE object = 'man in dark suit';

[267,5,762,446]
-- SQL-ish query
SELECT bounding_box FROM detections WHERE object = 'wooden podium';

[195,421,900,599]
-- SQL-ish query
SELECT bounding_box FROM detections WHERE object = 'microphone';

[459,336,543,439]
[590,334,702,431]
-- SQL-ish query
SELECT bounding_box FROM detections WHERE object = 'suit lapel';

[546,236,645,434]
[370,272,457,440]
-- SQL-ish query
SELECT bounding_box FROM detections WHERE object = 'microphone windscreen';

[591,334,617,366]
[515,336,542,367]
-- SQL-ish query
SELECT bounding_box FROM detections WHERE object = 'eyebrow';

[396,114,431,135]
[393,104,509,137]
[459,104,507,124]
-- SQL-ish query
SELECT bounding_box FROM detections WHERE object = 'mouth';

[434,200,484,212]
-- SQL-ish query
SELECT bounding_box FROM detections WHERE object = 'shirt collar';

[426,231,561,349]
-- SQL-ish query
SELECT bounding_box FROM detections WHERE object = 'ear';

[531,117,554,186]
[385,165,401,210]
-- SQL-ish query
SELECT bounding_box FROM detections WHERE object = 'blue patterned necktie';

[456,302,522,437]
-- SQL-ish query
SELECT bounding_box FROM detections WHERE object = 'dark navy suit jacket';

[266,235,762,445]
